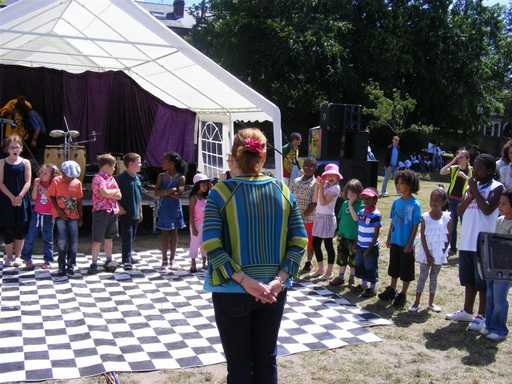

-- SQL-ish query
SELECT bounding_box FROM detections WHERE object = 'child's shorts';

[336,237,356,267]
[92,211,118,243]
[388,244,415,282]
[459,250,486,291]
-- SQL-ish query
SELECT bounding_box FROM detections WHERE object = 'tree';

[363,81,417,134]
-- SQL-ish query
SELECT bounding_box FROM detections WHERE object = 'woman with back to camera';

[203,128,307,384]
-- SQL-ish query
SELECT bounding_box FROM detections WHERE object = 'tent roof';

[0,0,280,123]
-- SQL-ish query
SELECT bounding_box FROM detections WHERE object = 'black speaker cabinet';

[320,103,363,160]
[340,159,378,189]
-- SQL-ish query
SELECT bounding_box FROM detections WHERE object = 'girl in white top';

[410,188,452,313]
[310,163,342,279]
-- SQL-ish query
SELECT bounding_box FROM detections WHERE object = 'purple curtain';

[0,64,196,166]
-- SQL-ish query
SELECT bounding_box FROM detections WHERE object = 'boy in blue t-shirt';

[378,170,421,307]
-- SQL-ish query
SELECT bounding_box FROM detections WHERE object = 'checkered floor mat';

[0,249,391,382]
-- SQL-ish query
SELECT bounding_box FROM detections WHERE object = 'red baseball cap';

[360,187,378,198]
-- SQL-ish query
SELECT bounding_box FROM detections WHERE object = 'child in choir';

[88,154,121,274]
[0,135,32,267]
[409,188,451,313]
[48,160,83,276]
[290,158,317,274]
[21,164,59,270]
[156,151,187,271]
[482,189,512,341]
[330,179,363,287]
[378,170,421,308]
[446,154,503,332]
[353,188,382,297]
[116,153,143,271]
[310,163,342,279]
[188,173,210,273]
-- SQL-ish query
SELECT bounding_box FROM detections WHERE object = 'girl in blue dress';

[0,135,32,267]
[155,152,187,271]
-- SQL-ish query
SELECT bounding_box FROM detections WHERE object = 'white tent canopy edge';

[0,0,283,178]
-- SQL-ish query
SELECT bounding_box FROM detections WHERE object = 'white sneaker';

[467,315,486,332]
[428,304,442,313]
[409,304,420,313]
[480,327,489,336]
[486,332,506,341]
[446,310,473,322]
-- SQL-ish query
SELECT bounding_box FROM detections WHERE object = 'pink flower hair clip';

[243,137,265,154]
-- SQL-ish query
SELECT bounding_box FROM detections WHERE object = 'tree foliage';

[191,0,512,138]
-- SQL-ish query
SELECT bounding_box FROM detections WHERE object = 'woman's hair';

[501,140,512,163]
[4,134,23,152]
[232,128,267,175]
[97,153,116,168]
[457,148,470,160]
[38,163,59,179]
[163,151,188,175]
[342,178,364,199]
[395,169,420,193]
[189,180,210,199]
[289,132,302,142]
[431,187,448,205]
[501,188,512,206]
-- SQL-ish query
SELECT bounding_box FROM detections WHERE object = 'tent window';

[201,121,224,178]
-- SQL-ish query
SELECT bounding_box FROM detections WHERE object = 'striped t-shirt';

[357,208,382,248]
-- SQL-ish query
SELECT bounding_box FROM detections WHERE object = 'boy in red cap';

[349,187,382,297]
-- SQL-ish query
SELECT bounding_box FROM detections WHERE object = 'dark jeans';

[55,219,78,270]
[119,216,138,264]
[212,291,287,384]
[21,213,54,262]
[448,198,460,251]
[355,245,379,283]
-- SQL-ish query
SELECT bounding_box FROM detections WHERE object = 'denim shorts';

[459,250,486,291]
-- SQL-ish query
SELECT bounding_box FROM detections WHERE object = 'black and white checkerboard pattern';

[0,249,391,383]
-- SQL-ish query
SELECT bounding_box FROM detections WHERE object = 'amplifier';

[477,232,512,281]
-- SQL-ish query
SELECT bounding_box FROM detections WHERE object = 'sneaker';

[361,288,376,298]
[467,315,486,332]
[480,327,489,336]
[41,262,50,270]
[348,275,355,287]
[66,266,74,276]
[160,263,168,272]
[446,310,474,322]
[378,286,397,301]
[87,264,98,275]
[393,293,407,308]
[409,304,420,313]
[486,332,506,342]
[3,257,12,267]
[329,276,345,287]
[428,304,442,313]
[123,263,133,271]
[301,261,312,274]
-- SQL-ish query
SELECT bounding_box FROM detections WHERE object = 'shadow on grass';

[423,322,498,366]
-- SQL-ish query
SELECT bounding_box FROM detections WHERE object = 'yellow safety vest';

[448,165,472,196]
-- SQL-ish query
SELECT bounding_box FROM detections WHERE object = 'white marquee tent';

[0,0,283,178]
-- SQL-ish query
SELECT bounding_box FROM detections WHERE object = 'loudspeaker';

[340,159,378,189]
[343,131,369,161]
[320,103,363,160]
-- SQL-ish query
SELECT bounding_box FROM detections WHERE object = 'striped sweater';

[202,175,307,289]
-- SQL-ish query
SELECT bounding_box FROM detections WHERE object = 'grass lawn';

[53,177,511,384]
